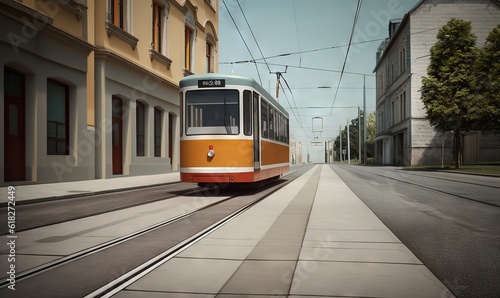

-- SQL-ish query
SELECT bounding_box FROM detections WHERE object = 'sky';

[218,0,421,162]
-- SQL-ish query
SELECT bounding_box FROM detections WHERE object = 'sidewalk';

[117,164,455,297]
[0,172,180,205]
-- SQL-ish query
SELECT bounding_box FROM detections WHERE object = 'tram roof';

[180,73,288,117]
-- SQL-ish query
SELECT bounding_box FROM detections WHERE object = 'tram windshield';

[185,89,239,135]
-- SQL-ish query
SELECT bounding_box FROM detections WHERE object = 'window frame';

[47,79,70,156]
[184,89,240,136]
[243,90,252,136]
[136,101,146,156]
[152,1,163,52]
[154,107,162,157]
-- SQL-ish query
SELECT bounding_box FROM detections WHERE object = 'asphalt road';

[331,164,500,298]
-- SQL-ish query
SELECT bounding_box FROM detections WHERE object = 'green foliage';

[475,24,500,132]
[333,111,375,160]
[420,19,500,168]
[421,18,479,134]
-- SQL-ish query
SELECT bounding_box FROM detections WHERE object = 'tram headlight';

[207,149,215,158]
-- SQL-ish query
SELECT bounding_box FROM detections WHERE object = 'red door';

[4,69,26,182]
[112,97,123,175]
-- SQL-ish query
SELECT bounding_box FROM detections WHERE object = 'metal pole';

[347,118,351,164]
[339,125,342,163]
[363,75,367,164]
[358,107,361,164]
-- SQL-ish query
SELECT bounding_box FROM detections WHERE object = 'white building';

[373,0,500,166]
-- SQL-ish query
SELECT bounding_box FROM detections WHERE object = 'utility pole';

[358,107,361,163]
[363,75,367,165]
[347,118,351,164]
[339,125,343,163]
[270,66,287,102]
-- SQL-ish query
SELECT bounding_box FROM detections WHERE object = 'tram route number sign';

[198,79,225,88]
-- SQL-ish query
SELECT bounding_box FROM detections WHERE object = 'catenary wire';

[329,0,363,115]
[236,0,272,73]
[221,0,263,85]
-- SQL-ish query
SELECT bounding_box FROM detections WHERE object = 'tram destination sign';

[198,79,225,88]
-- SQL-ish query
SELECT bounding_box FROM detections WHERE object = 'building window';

[401,91,406,120]
[400,38,406,74]
[185,26,193,71]
[206,42,213,73]
[152,1,162,52]
[111,0,124,29]
[154,107,162,157]
[136,101,145,156]
[391,101,395,126]
[47,80,69,155]
[184,8,195,73]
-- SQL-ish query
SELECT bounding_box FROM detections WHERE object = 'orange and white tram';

[179,73,289,186]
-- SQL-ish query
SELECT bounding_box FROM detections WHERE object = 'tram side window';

[285,118,289,143]
[261,100,268,139]
[269,107,275,140]
[180,92,183,136]
[278,113,283,142]
[243,90,252,136]
[185,90,239,135]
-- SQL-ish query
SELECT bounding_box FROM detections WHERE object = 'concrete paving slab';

[218,260,297,296]
[246,243,301,260]
[289,261,453,297]
[126,258,242,294]
[177,239,256,260]
[304,229,400,243]
[299,246,423,264]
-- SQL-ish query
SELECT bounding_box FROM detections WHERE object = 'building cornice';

[374,0,500,73]
[0,0,54,27]
[94,47,178,89]
[373,14,410,72]
[0,0,94,53]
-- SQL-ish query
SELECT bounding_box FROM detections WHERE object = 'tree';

[333,111,375,162]
[475,24,500,132]
[421,19,479,168]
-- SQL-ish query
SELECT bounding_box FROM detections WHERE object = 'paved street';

[332,164,500,298]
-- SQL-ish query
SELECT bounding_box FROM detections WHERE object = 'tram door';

[252,92,260,170]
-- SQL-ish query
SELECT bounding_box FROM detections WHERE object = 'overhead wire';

[292,0,302,67]
[279,75,303,129]
[221,0,263,85]
[329,0,363,115]
[236,0,272,73]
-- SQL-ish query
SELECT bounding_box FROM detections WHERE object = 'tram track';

[0,182,200,234]
[0,189,237,289]
[336,165,500,207]
[0,166,312,297]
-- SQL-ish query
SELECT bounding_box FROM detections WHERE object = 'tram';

[179,73,289,186]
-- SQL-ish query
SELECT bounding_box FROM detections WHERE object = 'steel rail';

[89,185,281,298]
[0,189,238,289]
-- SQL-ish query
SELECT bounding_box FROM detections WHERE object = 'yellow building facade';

[0,0,219,185]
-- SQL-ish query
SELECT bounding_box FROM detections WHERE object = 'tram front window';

[185,90,239,135]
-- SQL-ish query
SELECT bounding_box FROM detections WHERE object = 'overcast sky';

[218,0,421,162]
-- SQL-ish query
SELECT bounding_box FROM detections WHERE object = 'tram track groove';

[336,165,500,208]
[380,167,500,189]
[0,166,312,297]
[88,186,276,298]
[0,190,237,288]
